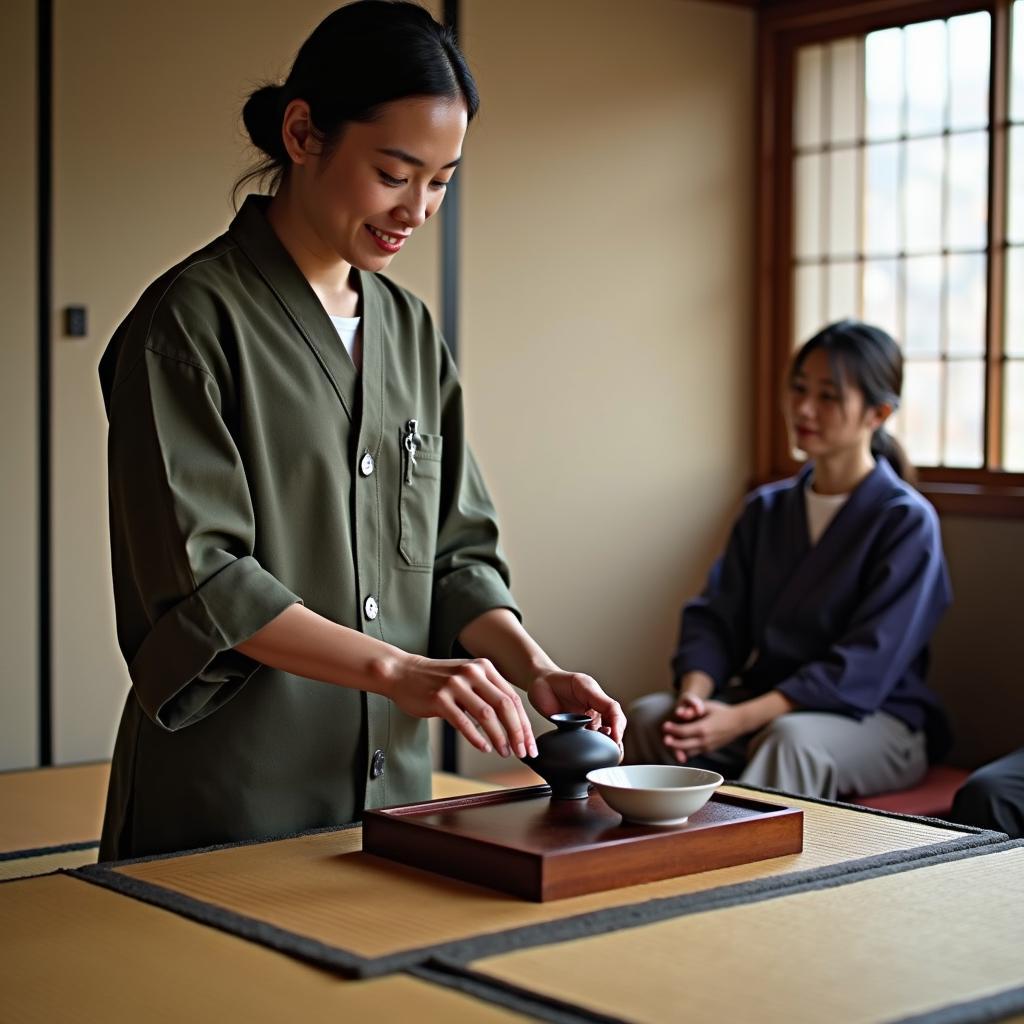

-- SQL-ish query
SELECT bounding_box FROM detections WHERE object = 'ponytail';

[871,426,916,485]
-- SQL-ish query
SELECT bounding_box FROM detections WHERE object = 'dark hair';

[235,1,479,204]
[789,318,916,484]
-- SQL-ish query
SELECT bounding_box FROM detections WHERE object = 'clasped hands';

[661,693,750,763]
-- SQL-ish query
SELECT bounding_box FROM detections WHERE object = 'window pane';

[946,253,987,357]
[904,137,944,254]
[827,261,858,323]
[905,256,942,357]
[795,45,824,149]
[830,38,860,145]
[1010,126,1024,245]
[863,259,900,339]
[865,142,901,256]
[906,21,946,136]
[794,154,823,259]
[828,148,858,257]
[865,27,903,140]
[1013,1,1024,121]
[1007,247,1024,357]
[794,264,825,345]
[946,131,989,250]
[1005,360,1024,471]
[944,360,985,467]
[949,12,991,131]
[901,360,942,466]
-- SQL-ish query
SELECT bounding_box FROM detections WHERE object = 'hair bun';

[242,84,286,159]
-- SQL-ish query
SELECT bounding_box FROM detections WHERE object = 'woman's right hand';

[671,670,715,723]
[673,692,707,722]
[386,654,535,759]
[660,670,714,760]
[661,694,708,763]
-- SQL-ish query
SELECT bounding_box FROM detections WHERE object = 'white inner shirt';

[329,314,362,372]
[804,482,850,545]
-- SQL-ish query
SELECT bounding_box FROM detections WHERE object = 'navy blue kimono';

[672,458,952,758]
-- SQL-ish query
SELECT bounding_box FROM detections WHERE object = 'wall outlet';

[64,306,87,337]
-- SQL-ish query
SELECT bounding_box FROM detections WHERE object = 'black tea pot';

[520,713,621,799]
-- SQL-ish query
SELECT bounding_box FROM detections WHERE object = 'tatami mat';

[0,762,109,854]
[464,842,1024,1024]
[0,873,533,1024]
[0,770,495,882]
[76,785,998,976]
[431,772,505,799]
[0,845,98,881]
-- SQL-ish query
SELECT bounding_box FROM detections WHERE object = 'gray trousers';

[624,691,928,801]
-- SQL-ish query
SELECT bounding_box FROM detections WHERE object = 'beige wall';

[0,0,39,770]
[456,0,756,775]
[6,0,1018,778]
[49,0,440,765]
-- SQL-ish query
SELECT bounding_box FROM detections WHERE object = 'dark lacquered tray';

[362,784,803,901]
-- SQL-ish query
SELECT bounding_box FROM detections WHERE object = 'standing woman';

[625,320,951,800]
[99,0,624,860]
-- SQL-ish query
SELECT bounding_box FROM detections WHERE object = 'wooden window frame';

[755,0,1024,516]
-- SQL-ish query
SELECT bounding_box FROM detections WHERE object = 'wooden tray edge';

[362,787,805,901]
[366,784,552,819]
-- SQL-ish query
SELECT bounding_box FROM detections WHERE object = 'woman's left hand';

[527,669,627,747]
[661,699,747,762]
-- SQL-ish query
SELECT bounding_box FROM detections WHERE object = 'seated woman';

[625,319,952,800]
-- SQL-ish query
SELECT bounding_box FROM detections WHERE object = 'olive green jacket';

[98,196,518,859]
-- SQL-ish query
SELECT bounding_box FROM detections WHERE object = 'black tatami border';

[70,791,1011,980]
[422,835,1022,972]
[415,838,1024,1024]
[409,951,1024,1024]
[725,780,990,833]
[890,984,1024,1024]
[0,840,97,864]
[408,962,628,1024]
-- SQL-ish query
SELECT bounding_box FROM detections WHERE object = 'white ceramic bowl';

[586,764,723,825]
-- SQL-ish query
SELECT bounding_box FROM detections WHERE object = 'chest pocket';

[399,427,443,570]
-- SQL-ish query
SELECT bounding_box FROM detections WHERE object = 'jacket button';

[371,748,386,779]
[360,451,375,477]
[364,596,378,620]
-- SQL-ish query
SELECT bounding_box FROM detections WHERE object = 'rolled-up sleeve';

[106,337,300,730]
[428,343,519,658]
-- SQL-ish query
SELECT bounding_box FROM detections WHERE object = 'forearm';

[458,608,555,691]
[235,603,403,698]
[737,690,798,732]
[678,670,715,700]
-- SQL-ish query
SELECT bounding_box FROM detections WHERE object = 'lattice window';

[760,0,1024,513]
